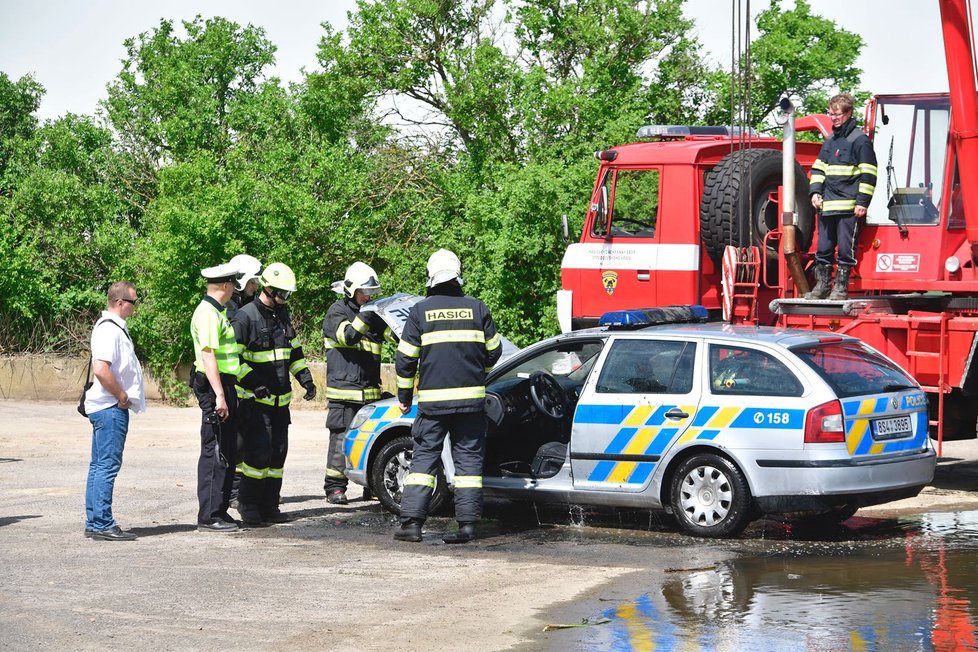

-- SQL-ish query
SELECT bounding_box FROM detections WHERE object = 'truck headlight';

[945,256,961,273]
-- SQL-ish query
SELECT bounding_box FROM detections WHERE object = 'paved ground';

[2,400,977,650]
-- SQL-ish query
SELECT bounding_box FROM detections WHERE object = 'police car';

[344,305,936,538]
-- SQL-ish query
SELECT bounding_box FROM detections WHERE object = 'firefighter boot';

[828,266,851,301]
[394,520,422,542]
[804,264,833,300]
[442,523,476,544]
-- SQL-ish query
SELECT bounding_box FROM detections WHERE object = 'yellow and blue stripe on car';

[574,404,805,484]
[345,404,418,472]
[841,392,929,455]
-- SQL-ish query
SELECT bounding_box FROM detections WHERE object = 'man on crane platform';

[806,92,878,301]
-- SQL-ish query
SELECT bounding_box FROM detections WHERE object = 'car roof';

[560,322,857,350]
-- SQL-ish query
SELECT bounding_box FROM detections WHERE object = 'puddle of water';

[558,510,978,651]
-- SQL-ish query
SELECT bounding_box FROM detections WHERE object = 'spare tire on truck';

[699,148,814,265]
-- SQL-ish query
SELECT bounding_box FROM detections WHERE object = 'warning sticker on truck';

[875,253,920,273]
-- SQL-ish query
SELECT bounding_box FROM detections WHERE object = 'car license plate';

[873,415,913,440]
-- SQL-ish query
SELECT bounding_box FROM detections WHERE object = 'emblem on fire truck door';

[601,270,618,295]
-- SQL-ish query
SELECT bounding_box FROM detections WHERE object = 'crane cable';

[729,0,755,279]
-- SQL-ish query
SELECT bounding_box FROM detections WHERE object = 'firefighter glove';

[302,382,317,401]
[254,386,271,399]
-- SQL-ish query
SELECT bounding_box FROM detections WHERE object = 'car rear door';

[570,336,700,491]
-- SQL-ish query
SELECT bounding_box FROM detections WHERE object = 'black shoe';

[394,522,422,542]
[91,525,137,541]
[442,523,476,544]
[326,490,348,505]
[84,528,94,538]
[262,511,291,524]
[361,487,373,501]
[197,519,240,533]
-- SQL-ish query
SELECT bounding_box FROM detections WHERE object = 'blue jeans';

[85,406,129,531]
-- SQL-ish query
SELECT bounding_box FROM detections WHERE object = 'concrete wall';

[0,355,397,407]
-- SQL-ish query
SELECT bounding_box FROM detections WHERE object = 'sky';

[0,0,961,122]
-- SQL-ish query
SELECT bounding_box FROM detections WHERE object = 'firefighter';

[322,261,393,504]
[226,254,263,320]
[226,253,263,504]
[393,249,501,543]
[231,262,316,525]
[806,92,878,301]
[190,261,244,532]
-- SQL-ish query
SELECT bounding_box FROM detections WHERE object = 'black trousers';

[814,211,860,268]
[324,401,362,493]
[193,372,238,523]
[238,401,291,515]
[400,411,487,525]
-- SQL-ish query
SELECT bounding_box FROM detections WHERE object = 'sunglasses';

[120,298,138,305]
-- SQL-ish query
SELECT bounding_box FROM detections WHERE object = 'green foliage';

[0,2,868,397]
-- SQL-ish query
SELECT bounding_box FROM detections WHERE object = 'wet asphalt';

[2,400,978,650]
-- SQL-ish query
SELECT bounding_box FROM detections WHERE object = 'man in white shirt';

[83,281,145,541]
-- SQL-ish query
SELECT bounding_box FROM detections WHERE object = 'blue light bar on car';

[599,305,709,329]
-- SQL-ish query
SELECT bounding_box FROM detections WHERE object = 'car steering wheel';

[529,371,568,420]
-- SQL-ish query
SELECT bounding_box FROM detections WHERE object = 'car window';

[791,341,916,398]
[497,341,605,382]
[709,344,803,397]
[595,339,695,394]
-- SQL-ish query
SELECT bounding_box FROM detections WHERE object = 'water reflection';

[570,511,978,651]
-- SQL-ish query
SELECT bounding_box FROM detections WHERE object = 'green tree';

[0,72,44,185]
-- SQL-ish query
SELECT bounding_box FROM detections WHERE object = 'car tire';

[699,148,814,266]
[670,453,752,538]
[370,435,448,516]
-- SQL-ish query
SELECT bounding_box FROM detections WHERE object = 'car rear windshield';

[791,341,917,398]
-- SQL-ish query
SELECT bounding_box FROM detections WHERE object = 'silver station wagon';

[344,306,936,538]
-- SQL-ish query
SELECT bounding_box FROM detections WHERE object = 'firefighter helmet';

[426,248,462,287]
[228,254,263,292]
[333,261,381,297]
[260,262,297,292]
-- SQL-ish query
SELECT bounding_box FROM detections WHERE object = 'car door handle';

[664,408,689,420]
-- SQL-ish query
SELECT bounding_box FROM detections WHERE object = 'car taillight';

[805,400,846,443]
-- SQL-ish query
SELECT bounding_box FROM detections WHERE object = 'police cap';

[200,261,240,284]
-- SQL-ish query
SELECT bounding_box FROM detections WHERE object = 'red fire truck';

[558,0,978,447]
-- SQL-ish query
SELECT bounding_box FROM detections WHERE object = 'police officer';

[232,263,316,525]
[225,253,263,504]
[190,262,243,532]
[806,92,878,300]
[394,249,501,543]
[322,262,392,504]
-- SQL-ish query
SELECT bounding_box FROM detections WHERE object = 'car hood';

[361,292,520,365]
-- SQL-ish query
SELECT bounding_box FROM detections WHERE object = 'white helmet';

[228,254,263,292]
[332,261,381,297]
[426,248,462,288]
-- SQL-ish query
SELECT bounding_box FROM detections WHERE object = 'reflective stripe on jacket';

[231,297,312,407]
[395,284,502,415]
[809,118,878,216]
[323,297,391,403]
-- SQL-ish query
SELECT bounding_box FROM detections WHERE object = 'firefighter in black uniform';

[394,249,501,543]
[806,92,878,300]
[322,261,393,504]
[226,254,263,320]
[231,262,316,525]
[226,253,262,503]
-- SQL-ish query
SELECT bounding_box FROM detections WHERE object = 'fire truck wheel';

[699,148,814,266]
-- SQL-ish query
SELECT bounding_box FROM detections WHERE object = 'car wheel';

[370,435,448,516]
[670,453,752,538]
